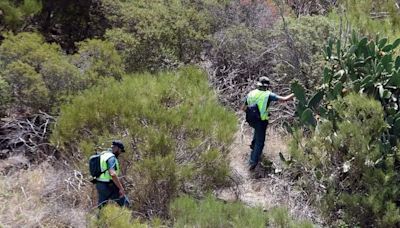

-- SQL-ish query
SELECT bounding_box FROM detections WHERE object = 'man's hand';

[119,188,125,198]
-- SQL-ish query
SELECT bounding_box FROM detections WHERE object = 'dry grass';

[0,160,92,228]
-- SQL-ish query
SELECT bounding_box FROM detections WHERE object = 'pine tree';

[0,0,41,31]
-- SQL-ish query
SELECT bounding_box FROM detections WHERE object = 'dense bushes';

[272,15,337,89]
[0,32,123,113]
[170,195,313,227]
[333,0,400,41]
[287,34,400,226]
[0,32,76,111]
[0,0,41,31]
[36,0,110,52]
[0,76,10,113]
[73,39,124,82]
[92,195,313,228]
[170,195,267,227]
[91,205,149,228]
[210,13,337,111]
[51,67,237,217]
[289,95,400,226]
[103,0,225,72]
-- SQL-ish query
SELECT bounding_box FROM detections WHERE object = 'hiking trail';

[216,122,322,224]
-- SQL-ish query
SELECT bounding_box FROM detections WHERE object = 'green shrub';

[0,0,42,31]
[103,0,218,72]
[3,61,49,109]
[51,66,237,217]
[91,196,313,228]
[0,32,80,111]
[289,94,400,227]
[90,204,147,228]
[170,195,314,228]
[0,74,11,114]
[73,39,124,82]
[268,207,314,228]
[170,195,267,227]
[210,15,337,109]
[288,32,400,226]
[271,15,338,89]
[0,32,125,112]
[331,0,400,41]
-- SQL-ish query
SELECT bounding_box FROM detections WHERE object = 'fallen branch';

[0,112,57,162]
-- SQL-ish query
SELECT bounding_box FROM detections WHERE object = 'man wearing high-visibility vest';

[242,76,294,171]
[96,140,128,208]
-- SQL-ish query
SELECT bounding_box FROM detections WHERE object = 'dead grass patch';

[0,161,92,227]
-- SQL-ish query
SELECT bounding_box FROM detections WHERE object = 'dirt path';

[216,125,322,224]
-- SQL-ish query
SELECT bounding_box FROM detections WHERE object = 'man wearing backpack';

[241,76,294,171]
[95,140,128,208]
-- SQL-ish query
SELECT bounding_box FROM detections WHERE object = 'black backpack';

[89,152,107,179]
[245,104,261,127]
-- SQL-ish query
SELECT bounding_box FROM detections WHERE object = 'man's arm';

[106,156,125,197]
[241,104,247,111]
[109,168,125,197]
[241,95,248,111]
[276,93,295,102]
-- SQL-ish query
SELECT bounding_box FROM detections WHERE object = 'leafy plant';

[170,194,313,228]
[0,32,125,113]
[332,0,400,42]
[90,204,147,228]
[73,39,124,82]
[288,32,400,226]
[51,67,237,217]
[0,0,42,31]
[103,0,217,72]
[0,75,11,114]
[292,32,400,145]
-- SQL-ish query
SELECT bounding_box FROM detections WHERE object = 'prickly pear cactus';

[291,31,400,145]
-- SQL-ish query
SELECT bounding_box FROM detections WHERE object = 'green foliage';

[103,0,220,72]
[90,204,147,228]
[3,61,49,109]
[272,15,338,89]
[0,32,124,113]
[170,195,314,228]
[91,195,313,228]
[210,14,337,108]
[51,67,237,216]
[332,0,400,41]
[132,154,178,217]
[170,194,267,227]
[73,39,124,82]
[288,31,400,226]
[268,207,314,228]
[0,75,11,113]
[0,0,42,31]
[289,94,400,226]
[292,33,400,141]
[0,32,79,111]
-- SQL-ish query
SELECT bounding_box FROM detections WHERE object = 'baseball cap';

[112,140,125,152]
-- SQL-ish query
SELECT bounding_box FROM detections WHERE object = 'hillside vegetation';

[2,0,400,227]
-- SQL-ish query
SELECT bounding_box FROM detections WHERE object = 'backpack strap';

[100,151,115,173]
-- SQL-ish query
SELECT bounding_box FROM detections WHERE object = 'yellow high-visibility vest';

[247,89,271,121]
[96,151,120,182]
